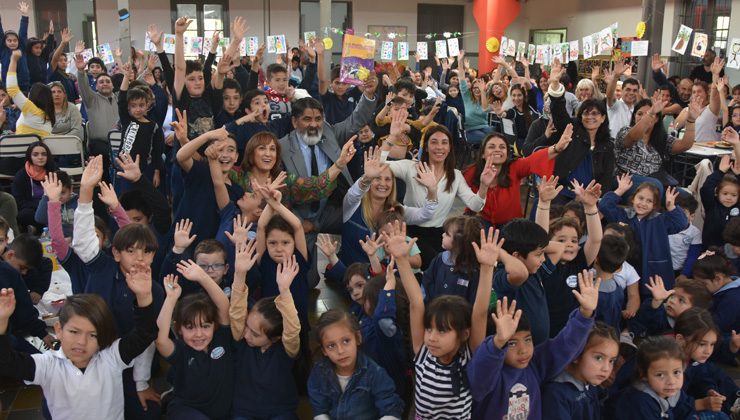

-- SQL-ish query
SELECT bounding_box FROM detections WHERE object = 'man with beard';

[279,73,378,288]
[651,53,693,108]
[689,48,724,84]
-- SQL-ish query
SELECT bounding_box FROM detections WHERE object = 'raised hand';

[124,265,153,300]
[591,65,601,80]
[224,214,252,246]
[173,219,197,252]
[162,274,182,300]
[710,56,725,76]
[719,154,732,173]
[363,147,389,179]
[688,95,704,121]
[42,172,63,202]
[721,127,740,146]
[234,239,259,274]
[550,58,563,82]
[472,228,505,267]
[381,221,417,260]
[572,179,602,207]
[665,186,679,211]
[572,269,600,318]
[646,275,674,302]
[0,288,17,321]
[385,256,397,290]
[17,1,29,16]
[317,233,338,259]
[479,156,498,187]
[74,40,85,55]
[537,175,563,203]
[97,181,120,210]
[613,59,628,76]
[230,16,249,41]
[337,137,357,168]
[651,53,665,72]
[61,27,72,44]
[74,51,86,71]
[276,254,299,292]
[81,155,104,189]
[175,17,193,35]
[554,123,573,153]
[147,24,163,49]
[176,259,211,283]
[268,171,288,191]
[217,53,234,74]
[115,153,142,182]
[171,109,188,144]
[414,161,437,191]
[492,297,522,349]
[615,173,633,196]
[359,233,385,258]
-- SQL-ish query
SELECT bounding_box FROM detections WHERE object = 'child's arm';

[253,183,308,259]
[359,233,384,275]
[598,175,632,223]
[229,240,259,340]
[115,153,170,234]
[535,175,563,232]
[0,289,37,382]
[498,249,529,287]
[275,254,302,358]
[470,228,505,353]
[383,222,424,355]
[663,187,689,235]
[72,155,105,263]
[572,180,603,265]
[175,124,228,173]
[156,274,181,358]
[177,260,230,326]
[255,190,274,259]
[6,51,32,112]
[118,266,158,365]
[172,17,192,100]
[49,27,71,73]
[622,282,640,319]
[41,173,71,260]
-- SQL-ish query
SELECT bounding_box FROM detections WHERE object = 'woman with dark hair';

[615,93,701,198]
[381,118,496,268]
[500,84,540,155]
[463,128,572,228]
[11,142,57,230]
[6,50,55,137]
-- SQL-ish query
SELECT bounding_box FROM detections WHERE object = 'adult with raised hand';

[381,110,495,269]
[545,58,615,206]
[694,57,725,142]
[463,125,571,228]
[690,48,725,84]
[605,58,640,138]
[651,54,692,109]
[341,146,438,265]
[615,91,701,199]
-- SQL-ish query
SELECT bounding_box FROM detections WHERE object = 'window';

[713,15,730,52]
[300,1,352,61]
[171,1,228,59]
[530,29,567,45]
[675,0,731,75]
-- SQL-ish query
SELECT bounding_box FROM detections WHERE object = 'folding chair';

[108,130,123,185]
[0,134,42,182]
[44,135,85,177]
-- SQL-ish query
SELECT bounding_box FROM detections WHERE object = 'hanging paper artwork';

[631,40,649,57]
[340,34,376,86]
[691,33,708,58]
[727,38,740,70]
[517,41,527,61]
[435,40,448,58]
[560,43,569,63]
[82,48,94,63]
[163,34,176,54]
[98,43,114,64]
[398,41,409,60]
[500,37,509,57]
[247,37,259,56]
[274,35,287,54]
[447,38,460,57]
[672,24,692,55]
[535,45,545,64]
[188,36,204,56]
[551,44,563,64]
[569,40,579,62]
[381,41,394,60]
[416,42,428,60]
[304,31,317,43]
[528,44,536,62]
[596,27,614,56]
[505,39,516,57]
[144,32,156,52]
[582,35,593,59]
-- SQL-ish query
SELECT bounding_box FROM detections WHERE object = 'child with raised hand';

[309,305,404,419]
[385,221,501,419]
[700,153,740,249]
[470,269,599,420]
[0,266,158,419]
[611,336,696,419]
[544,178,603,336]
[156,261,232,420]
[591,235,630,332]
[542,323,619,420]
[229,240,302,419]
[599,174,689,294]
[1,2,31,92]
[632,275,712,337]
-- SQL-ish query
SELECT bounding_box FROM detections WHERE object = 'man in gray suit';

[279,75,378,287]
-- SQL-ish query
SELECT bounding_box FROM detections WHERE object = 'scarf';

[25,161,47,181]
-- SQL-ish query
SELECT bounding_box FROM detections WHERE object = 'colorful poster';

[163,34,176,54]
[543,45,552,65]
[691,32,708,58]
[561,43,569,63]
[435,40,448,58]
[596,27,614,56]
[416,42,428,60]
[188,36,203,56]
[569,40,579,62]
[672,24,692,55]
[267,36,276,53]
[517,41,526,60]
[500,37,508,56]
[203,36,214,54]
[505,38,516,57]
[97,43,114,64]
[535,45,545,64]
[340,34,376,86]
[274,35,287,54]
[728,38,740,70]
[381,41,394,60]
[582,35,593,59]
[447,38,460,57]
[304,31,317,43]
[528,44,536,62]
[551,43,562,64]
[247,36,259,56]
[398,41,409,60]
[82,48,94,62]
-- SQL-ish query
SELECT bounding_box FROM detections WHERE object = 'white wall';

[727,0,740,85]
[1,0,38,38]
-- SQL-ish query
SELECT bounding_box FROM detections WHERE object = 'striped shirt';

[414,344,472,420]
[6,72,52,137]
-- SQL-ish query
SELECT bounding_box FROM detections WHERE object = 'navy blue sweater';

[0,261,47,340]
[422,250,480,304]
[711,277,740,335]
[0,16,30,92]
[542,371,602,420]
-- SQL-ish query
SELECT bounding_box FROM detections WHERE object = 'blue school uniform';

[0,261,48,342]
[494,258,556,345]
[422,250,480,304]
[630,298,674,338]
[685,361,740,415]
[308,352,404,420]
[611,382,696,420]
[596,278,624,333]
[598,191,688,295]
[544,250,587,337]
[214,201,257,287]
[542,371,601,420]
[0,17,30,92]
[711,276,740,335]
[224,117,292,164]
[339,204,372,266]
[257,251,310,327]
[468,309,594,420]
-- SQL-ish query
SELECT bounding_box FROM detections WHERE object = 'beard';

[300,128,323,146]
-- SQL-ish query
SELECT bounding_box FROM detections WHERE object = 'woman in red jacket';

[463,129,573,228]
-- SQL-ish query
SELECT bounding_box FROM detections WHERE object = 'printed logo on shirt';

[731,208,739,217]
[505,383,530,420]
[211,346,225,360]
[121,122,140,155]
[457,278,470,287]
[566,274,578,288]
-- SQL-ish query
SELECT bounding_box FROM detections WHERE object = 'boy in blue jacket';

[592,235,630,332]
[0,3,31,93]
[0,260,54,352]
[468,269,598,420]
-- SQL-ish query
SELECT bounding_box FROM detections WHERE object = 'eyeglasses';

[581,110,603,118]
[198,263,226,271]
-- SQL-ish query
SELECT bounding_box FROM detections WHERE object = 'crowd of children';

[2,4,740,419]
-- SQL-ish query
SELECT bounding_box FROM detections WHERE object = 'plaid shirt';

[615,126,675,176]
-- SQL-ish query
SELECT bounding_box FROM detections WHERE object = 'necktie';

[309,144,320,212]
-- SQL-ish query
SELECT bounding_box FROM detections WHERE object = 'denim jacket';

[308,352,404,420]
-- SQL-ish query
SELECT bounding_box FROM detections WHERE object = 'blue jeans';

[465,127,495,145]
